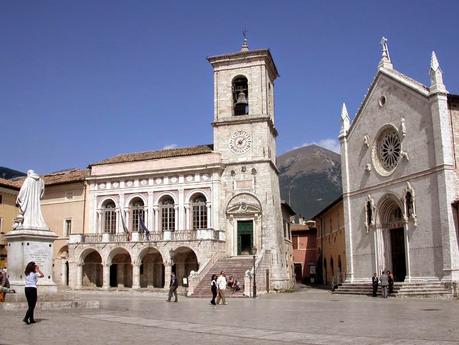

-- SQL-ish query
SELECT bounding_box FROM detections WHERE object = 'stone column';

[207,203,212,228]
[403,222,411,282]
[102,264,110,289]
[97,210,102,233]
[178,187,185,230]
[164,262,172,290]
[76,263,83,289]
[185,204,190,229]
[154,206,160,232]
[61,260,68,286]
[148,192,154,230]
[132,263,141,289]
[174,205,179,231]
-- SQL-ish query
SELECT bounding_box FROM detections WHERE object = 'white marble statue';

[16,170,48,229]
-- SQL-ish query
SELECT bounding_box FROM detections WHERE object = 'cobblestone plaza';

[1,288,458,345]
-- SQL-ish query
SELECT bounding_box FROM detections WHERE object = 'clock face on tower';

[229,130,252,154]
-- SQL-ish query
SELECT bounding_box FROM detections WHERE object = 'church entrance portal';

[390,228,406,281]
[237,220,253,255]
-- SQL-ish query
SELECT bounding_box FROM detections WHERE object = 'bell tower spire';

[378,37,393,69]
[241,30,249,52]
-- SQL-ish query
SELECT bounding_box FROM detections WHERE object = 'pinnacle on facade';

[430,51,447,94]
[378,36,393,69]
[241,37,249,52]
[339,103,350,138]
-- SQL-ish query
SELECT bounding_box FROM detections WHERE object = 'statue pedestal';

[5,228,58,295]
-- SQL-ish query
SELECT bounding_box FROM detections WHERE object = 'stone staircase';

[190,257,253,298]
[333,281,452,298]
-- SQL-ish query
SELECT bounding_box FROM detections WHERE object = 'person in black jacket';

[167,272,179,302]
[210,274,217,305]
[372,272,379,297]
[388,271,394,295]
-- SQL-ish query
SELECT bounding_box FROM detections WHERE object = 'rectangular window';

[292,235,299,250]
[64,219,72,237]
[0,194,2,204]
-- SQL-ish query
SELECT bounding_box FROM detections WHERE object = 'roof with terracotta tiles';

[91,144,214,166]
[0,177,20,190]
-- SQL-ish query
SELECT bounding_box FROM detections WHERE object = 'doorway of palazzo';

[390,227,406,282]
[237,220,253,255]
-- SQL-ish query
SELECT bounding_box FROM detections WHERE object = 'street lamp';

[252,246,257,298]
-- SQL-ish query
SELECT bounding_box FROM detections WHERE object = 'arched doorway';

[109,249,132,288]
[82,250,103,287]
[139,248,164,288]
[379,196,406,282]
[172,247,199,287]
[57,245,69,286]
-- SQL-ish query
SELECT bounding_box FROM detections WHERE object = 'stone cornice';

[212,115,278,137]
[86,164,225,181]
[344,164,455,198]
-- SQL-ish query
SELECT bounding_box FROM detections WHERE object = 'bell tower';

[208,40,292,290]
[207,38,279,164]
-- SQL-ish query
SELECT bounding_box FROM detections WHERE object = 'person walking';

[388,271,394,295]
[210,274,218,305]
[379,270,389,298]
[23,262,44,324]
[167,272,178,302]
[216,271,227,305]
[371,272,379,297]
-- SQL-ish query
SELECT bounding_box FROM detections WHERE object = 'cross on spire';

[378,36,393,69]
[241,30,249,52]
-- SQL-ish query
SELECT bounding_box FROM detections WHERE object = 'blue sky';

[1,1,458,174]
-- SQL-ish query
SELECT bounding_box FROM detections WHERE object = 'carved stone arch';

[125,193,147,207]
[136,247,163,266]
[106,246,132,266]
[186,190,210,203]
[377,193,404,228]
[155,192,178,205]
[78,247,102,265]
[98,196,119,209]
[226,192,262,217]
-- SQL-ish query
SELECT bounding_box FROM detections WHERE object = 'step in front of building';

[333,281,451,297]
[189,257,253,298]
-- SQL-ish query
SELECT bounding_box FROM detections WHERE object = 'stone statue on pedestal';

[14,170,48,230]
[6,169,57,294]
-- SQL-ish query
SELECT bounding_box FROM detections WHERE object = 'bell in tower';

[233,76,249,116]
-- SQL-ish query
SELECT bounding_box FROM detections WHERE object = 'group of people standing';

[372,270,394,298]
[210,271,237,306]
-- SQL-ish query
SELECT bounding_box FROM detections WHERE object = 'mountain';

[0,167,26,179]
[278,145,342,219]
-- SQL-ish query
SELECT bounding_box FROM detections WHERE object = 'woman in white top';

[23,261,44,324]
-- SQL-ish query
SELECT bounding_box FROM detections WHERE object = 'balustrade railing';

[172,230,197,241]
[84,234,102,243]
[79,228,223,243]
[111,233,129,242]
[138,232,162,242]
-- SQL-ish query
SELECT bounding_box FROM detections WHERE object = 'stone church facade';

[339,39,459,287]
[67,41,294,292]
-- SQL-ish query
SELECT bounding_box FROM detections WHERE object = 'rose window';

[377,128,401,171]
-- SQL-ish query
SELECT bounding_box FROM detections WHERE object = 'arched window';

[232,76,248,116]
[191,194,207,230]
[160,196,175,231]
[130,197,145,232]
[102,200,117,234]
